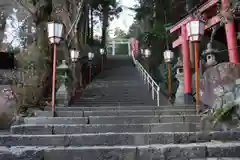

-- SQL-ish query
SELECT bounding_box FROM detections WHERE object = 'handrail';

[133,57,161,106]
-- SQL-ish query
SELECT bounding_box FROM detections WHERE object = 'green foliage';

[212,102,239,127]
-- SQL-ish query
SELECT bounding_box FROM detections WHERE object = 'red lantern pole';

[51,43,57,117]
[194,42,200,113]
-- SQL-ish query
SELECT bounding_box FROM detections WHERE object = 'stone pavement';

[1,55,240,159]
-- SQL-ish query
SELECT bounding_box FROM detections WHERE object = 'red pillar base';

[184,93,194,104]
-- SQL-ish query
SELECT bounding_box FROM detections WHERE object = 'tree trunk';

[90,7,94,43]
[101,7,108,47]
[13,0,53,113]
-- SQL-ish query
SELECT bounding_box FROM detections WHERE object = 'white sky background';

[94,0,136,38]
[4,0,137,48]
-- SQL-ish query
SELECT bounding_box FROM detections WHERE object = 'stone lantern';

[56,60,69,107]
[201,43,219,69]
[174,57,185,104]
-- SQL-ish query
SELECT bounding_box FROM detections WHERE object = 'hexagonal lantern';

[186,19,205,42]
[163,50,174,63]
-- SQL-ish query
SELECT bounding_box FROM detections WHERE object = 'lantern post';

[186,19,205,113]
[100,48,105,72]
[88,52,94,83]
[163,50,174,101]
[70,49,80,96]
[47,21,64,117]
[143,49,151,72]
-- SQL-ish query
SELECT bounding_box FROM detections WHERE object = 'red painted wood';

[172,37,182,48]
[205,16,220,29]
[170,0,218,33]
[222,0,239,63]
[181,26,192,94]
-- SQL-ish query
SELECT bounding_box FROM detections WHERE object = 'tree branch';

[15,0,35,16]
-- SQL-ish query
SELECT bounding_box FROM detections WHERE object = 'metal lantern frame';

[70,49,80,62]
[163,50,174,63]
[88,52,95,61]
[47,22,64,44]
[186,19,205,42]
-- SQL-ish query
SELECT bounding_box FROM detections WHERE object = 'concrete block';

[162,143,207,159]
[83,110,156,116]
[1,143,240,160]
[137,145,165,160]
[43,146,137,160]
[50,105,196,111]
[150,123,197,132]
[35,111,83,117]
[83,109,197,117]
[2,132,240,146]
[11,124,53,135]
[0,146,44,160]
[88,115,199,124]
[89,116,160,124]
[24,117,88,125]
[11,123,198,135]
[156,109,196,116]
[183,115,201,123]
[207,142,240,157]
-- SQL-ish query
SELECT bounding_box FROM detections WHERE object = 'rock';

[200,63,240,107]
[0,86,16,129]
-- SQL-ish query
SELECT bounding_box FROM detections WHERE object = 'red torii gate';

[170,0,239,103]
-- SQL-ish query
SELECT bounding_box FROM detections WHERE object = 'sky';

[95,0,136,38]
[4,1,137,47]
[109,0,136,33]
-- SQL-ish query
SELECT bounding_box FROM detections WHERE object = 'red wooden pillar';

[181,25,193,104]
[131,38,136,57]
[222,0,239,63]
[131,38,139,58]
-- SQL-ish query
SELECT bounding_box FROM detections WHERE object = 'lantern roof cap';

[201,43,219,56]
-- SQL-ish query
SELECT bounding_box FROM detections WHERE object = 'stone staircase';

[1,55,240,159]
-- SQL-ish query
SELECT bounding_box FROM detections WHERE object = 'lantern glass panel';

[47,22,64,44]
[144,49,151,57]
[70,49,79,61]
[164,50,174,62]
[186,20,205,42]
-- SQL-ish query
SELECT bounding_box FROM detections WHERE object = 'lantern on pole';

[70,49,79,94]
[100,48,105,71]
[88,52,95,83]
[47,21,64,117]
[186,19,205,113]
[144,49,151,58]
[70,49,79,62]
[163,50,174,100]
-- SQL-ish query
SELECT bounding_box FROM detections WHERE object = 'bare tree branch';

[14,0,34,15]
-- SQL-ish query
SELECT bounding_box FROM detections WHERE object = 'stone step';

[1,142,240,160]
[49,105,197,111]
[23,115,200,125]
[35,109,196,117]
[11,123,198,134]
[0,131,239,146]
[73,102,157,105]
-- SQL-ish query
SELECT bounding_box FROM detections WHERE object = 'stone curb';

[11,123,198,134]
[47,105,197,111]
[35,109,196,117]
[2,142,240,159]
[23,115,200,125]
[1,131,240,146]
